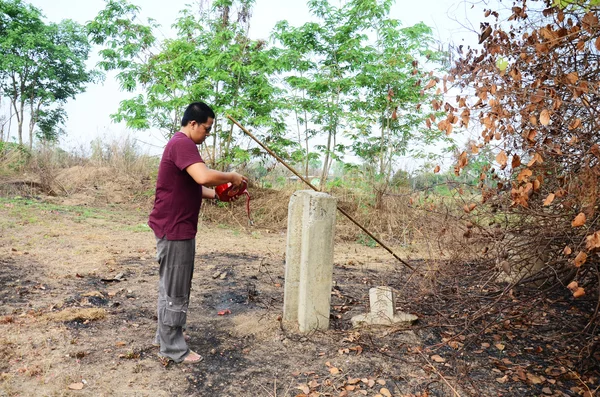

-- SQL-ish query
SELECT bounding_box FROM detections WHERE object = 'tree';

[274,0,448,197]
[443,0,600,355]
[88,0,284,170]
[0,0,94,147]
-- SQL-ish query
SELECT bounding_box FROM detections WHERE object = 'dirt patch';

[0,188,598,396]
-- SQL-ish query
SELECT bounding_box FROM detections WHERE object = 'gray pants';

[154,237,195,362]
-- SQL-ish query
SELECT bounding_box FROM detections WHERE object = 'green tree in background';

[88,0,284,170]
[273,0,449,195]
[0,0,94,147]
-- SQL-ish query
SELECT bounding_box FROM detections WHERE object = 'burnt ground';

[0,195,598,397]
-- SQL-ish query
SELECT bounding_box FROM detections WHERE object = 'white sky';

[15,0,480,161]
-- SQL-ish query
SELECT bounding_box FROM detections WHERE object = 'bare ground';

[0,191,598,397]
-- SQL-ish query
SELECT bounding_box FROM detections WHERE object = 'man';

[148,102,247,363]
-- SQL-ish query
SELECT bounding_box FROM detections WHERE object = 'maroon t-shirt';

[149,132,204,240]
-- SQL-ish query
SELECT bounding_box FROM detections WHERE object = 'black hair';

[181,102,215,126]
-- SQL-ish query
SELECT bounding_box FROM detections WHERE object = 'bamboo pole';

[227,115,415,272]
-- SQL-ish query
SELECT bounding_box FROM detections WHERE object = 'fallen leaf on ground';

[574,251,587,267]
[572,213,586,227]
[217,309,231,316]
[430,354,445,363]
[68,383,84,390]
[527,373,544,384]
[380,388,392,397]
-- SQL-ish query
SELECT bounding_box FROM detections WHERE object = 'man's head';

[181,102,215,145]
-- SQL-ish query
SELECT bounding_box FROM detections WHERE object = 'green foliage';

[88,0,284,171]
[36,108,66,142]
[273,0,449,193]
[0,141,30,172]
[356,232,377,247]
[0,0,95,148]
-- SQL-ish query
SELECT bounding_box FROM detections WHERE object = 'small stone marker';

[351,286,418,327]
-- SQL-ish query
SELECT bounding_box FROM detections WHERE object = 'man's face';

[190,117,214,145]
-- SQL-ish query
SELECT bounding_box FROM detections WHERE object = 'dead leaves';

[574,251,587,268]
[496,151,508,168]
[430,354,445,363]
[571,212,586,227]
[585,231,600,252]
[567,281,586,298]
[295,366,390,397]
[539,109,551,126]
[543,193,555,206]
[68,382,85,390]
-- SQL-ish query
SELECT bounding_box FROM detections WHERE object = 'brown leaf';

[495,343,505,351]
[496,375,508,383]
[563,245,572,255]
[68,383,84,390]
[568,118,582,130]
[539,109,551,126]
[425,79,436,90]
[591,144,600,159]
[543,193,555,206]
[469,203,477,212]
[329,367,340,375]
[542,387,553,395]
[527,153,544,167]
[567,281,578,291]
[574,251,587,267]
[380,388,392,397]
[434,165,440,173]
[586,231,600,252]
[573,287,586,298]
[517,168,533,182]
[527,373,543,384]
[565,72,578,85]
[430,354,445,363]
[496,151,508,168]
[572,213,586,227]
[512,154,521,168]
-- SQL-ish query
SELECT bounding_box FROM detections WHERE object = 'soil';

[0,184,598,397]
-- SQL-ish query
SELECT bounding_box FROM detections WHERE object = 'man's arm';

[202,187,217,199]
[186,162,246,187]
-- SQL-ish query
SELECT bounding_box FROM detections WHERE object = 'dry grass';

[43,308,107,323]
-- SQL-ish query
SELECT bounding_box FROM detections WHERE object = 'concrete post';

[283,190,310,322]
[297,191,337,333]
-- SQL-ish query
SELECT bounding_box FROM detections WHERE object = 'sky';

[12,0,481,162]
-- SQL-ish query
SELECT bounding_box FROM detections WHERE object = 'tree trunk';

[319,127,333,191]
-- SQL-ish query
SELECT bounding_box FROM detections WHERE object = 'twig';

[418,351,462,397]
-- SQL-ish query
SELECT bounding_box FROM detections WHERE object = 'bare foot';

[182,350,202,364]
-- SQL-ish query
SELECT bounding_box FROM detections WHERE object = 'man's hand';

[229,172,248,188]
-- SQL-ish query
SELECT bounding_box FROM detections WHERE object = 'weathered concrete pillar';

[283,191,309,322]
[283,190,337,333]
[297,191,337,333]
